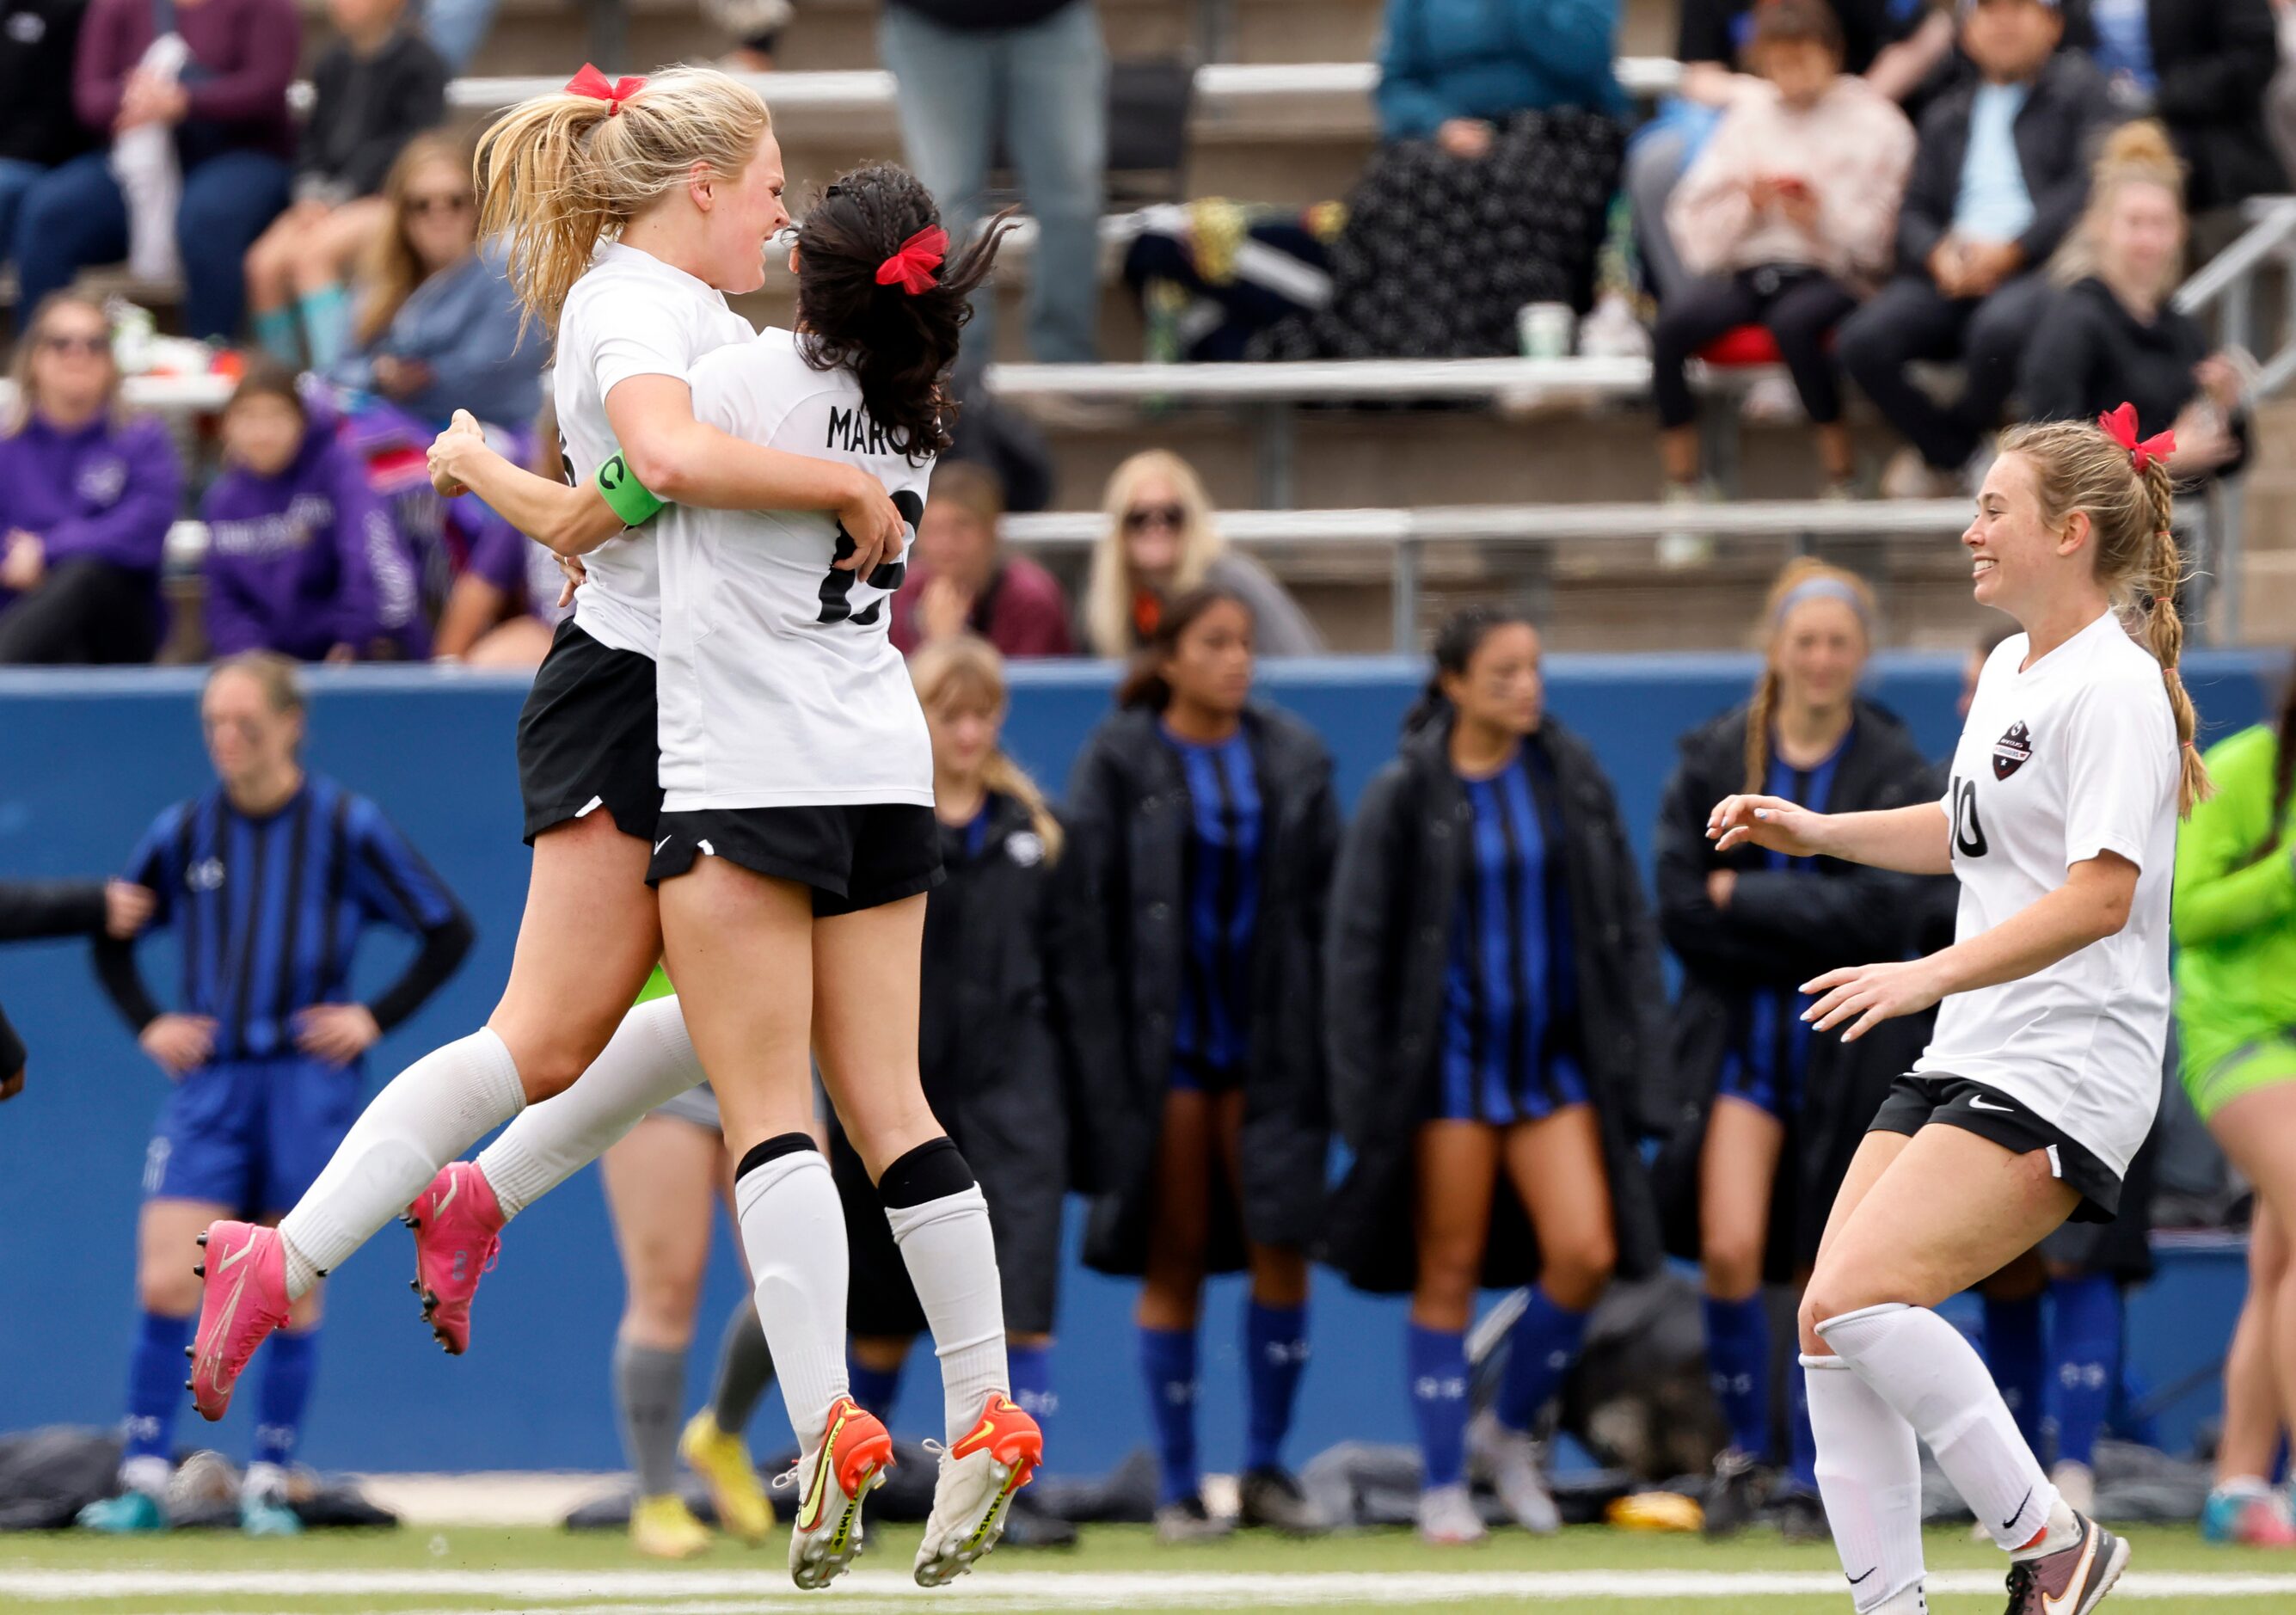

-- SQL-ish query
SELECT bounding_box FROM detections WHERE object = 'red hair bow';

[876,226,949,296]
[564,64,647,114]
[2098,402,2176,472]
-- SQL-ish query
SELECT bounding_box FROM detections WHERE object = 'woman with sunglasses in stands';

[1081,449,1322,659]
[0,292,184,665]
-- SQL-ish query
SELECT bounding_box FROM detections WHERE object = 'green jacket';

[2174,723,2296,1079]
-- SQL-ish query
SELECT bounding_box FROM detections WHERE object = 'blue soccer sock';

[123,1311,190,1486]
[252,306,302,367]
[1784,1346,1819,1495]
[1008,1340,1056,1429]
[1495,1285,1593,1435]
[2049,1274,2121,1471]
[1139,1324,1200,1507]
[1703,1293,1771,1461]
[847,1354,904,1424]
[1407,1323,1471,1489]
[296,283,353,372]
[1243,1300,1309,1474]
[252,1327,320,1471]
[1982,1291,2047,1455]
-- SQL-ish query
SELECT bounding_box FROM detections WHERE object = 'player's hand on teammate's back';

[427,409,486,498]
[140,1014,217,1078]
[1799,957,1949,1041]
[835,470,906,578]
[294,1004,382,1066]
[104,881,156,939]
[1708,794,1829,858]
[556,554,586,609]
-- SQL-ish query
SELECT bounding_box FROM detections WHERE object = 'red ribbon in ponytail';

[2098,402,2176,473]
[564,63,648,114]
[875,226,949,296]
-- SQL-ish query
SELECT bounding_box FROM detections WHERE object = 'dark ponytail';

[2247,649,2296,866]
[1116,585,1253,711]
[1403,601,1537,736]
[795,163,1014,461]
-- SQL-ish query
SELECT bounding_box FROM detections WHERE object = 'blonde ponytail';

[1998,415,2213,815]
[476,68,772,334]
[908,636,1064,862]
[1742,666,1780,797]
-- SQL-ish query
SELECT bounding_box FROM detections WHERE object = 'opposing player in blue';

[79,653,471,1536]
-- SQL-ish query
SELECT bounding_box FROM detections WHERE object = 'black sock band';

[735,1132,819,1183]
[875,1135,974,1209]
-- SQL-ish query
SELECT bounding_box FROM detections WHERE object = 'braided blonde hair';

[1996,417,2211,814]
[476,67,772,334]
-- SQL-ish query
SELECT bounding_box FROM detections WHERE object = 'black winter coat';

[1321,715,1665,1295]
[1065,703,1341,1277]
[0,0,92,167]
[2019,276,2250,481]
[2066,0,2285,211]
[0,878,107,1081]
[297,28,447,199]
[1896,52,2110,279]
[1649,701,1940,1281]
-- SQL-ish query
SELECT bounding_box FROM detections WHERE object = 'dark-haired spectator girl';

[16,0,301,341]
[2174,654,2296,1544]
[1649,559,1935,1539]
[1323,604,1663,1545]
[2020,120,2249,482]
[202,363,426,662]
[243,0,446,371]
[1067,586,1340,1543]
[0,292,184,664]
[1656,0,1915,500]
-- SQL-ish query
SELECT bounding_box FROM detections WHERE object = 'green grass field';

[5,1521,2294,1613]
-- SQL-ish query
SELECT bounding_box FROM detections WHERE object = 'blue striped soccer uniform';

[112,775,467,1213]
[1438,758,1584,1123]
[1168,728,1262,1090]
[1716,733,1851,1119]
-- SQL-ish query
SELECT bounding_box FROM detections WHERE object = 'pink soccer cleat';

[187,1222,291,1422]
[402,1161,504,1354]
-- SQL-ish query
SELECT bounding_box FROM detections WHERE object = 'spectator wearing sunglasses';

[326,134,538,433]
[0,292,186,665]
[1081,450,1323,660]
[244,0,446,372]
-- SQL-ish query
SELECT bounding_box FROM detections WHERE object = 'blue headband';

[1773,574,1870,628]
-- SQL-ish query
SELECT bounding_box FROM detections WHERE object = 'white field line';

[8,1570,2296,1606]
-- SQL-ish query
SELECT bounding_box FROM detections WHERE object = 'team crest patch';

[1992,721,2035,781]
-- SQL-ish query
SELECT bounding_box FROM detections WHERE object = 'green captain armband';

[596,452,666,527]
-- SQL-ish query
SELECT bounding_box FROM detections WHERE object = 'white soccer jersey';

[1914,610,2181,1176]
[654,327,935,809]
[553,243,757,658]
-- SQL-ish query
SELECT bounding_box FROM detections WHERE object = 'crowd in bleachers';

[0,0,2287,668]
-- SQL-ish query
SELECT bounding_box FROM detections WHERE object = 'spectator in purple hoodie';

[202,362,427,662]
[0,292,185,664]
[14,0,299,340]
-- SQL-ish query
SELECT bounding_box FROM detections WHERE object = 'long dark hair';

[1403,601,1537,736]
[795,163,1013,461]
[1116,585,1254,712]
[2250,651,2296,865]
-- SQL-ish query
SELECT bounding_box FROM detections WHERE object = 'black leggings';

[0,557,159,665]
[1651,267,1859,431]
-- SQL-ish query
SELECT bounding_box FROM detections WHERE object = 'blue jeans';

[0,157,47,277]
[15,149,293,340]
[878,0,1106,367]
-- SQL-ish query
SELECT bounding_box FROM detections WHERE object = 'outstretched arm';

[1710,794,1953,875]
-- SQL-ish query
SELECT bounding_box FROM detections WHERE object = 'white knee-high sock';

[1803,1354,1927,1615]
[884,1170,1009,1445]
[475,997,703,1221]
[734,1140,850,1450]
[1818,1304,2057,1551]
[276,1029,525,1299]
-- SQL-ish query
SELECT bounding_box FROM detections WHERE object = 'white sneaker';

[2052,1459,2097,1518]
[1417,1481,1489,1544]
[1467,1409,1560,1534]
[913,1393,1044,1587]
[781,1397,892,1590]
